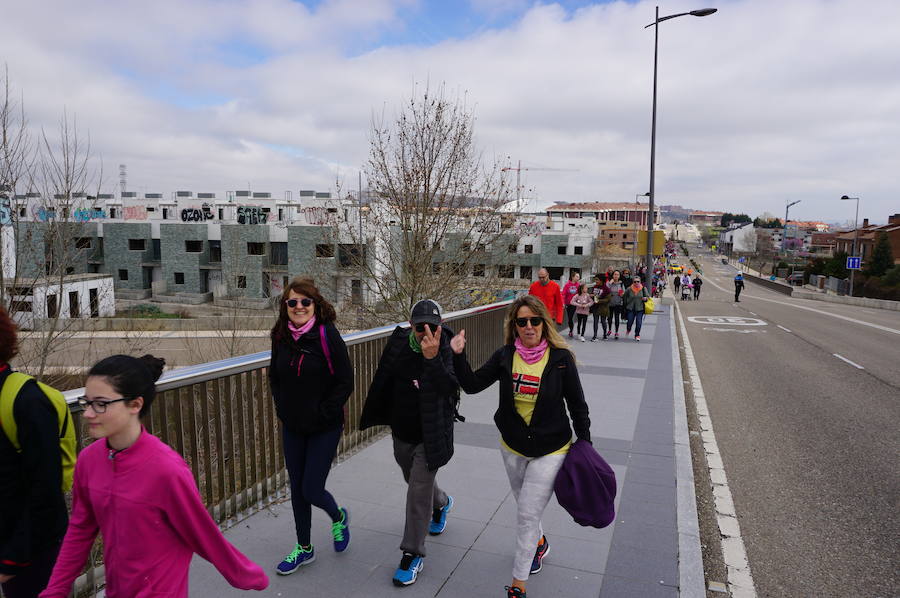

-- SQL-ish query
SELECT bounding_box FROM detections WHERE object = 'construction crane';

[501,160,579,205]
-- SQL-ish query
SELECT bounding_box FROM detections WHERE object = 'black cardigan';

[360,326,459,471]
[269,322,354,436]
[453,345,591,457]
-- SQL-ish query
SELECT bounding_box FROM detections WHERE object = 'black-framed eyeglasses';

[414,323,437,333]
[77,396,131,413]
[515,317,543,328]
[286,298,313,308]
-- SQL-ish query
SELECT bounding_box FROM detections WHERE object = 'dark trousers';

[592,312,608,339]
[0,540,61,598]
[565,305,577,334]
[607,305,622,333]
[735,286,742,301]
[694,287,701,300]
[392,436,448,557]
[626,309,645,335]
[283,425,342,545]
[576,314,588,336]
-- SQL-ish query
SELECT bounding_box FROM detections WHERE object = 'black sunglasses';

[286,298,313,308]
[515,317,543,328]
[414,323,437,333]
[77,396,131,413]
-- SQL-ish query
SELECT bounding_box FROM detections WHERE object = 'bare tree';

[335,83,518,324]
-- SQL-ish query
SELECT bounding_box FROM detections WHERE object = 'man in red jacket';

[528,268,563,324]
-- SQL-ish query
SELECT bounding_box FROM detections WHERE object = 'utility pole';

[501,161,579,206]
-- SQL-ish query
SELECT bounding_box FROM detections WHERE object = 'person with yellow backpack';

[0,307,74,598]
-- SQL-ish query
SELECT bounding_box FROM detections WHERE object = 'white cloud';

[3,0,898,222]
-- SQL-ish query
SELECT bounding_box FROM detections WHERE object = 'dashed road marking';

[748,312,757,316]
[833,353,865,369]
[777,325,792,333]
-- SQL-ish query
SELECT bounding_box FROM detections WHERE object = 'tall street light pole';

[841,195,860,296]
[634,192,650,269]
[644,6,717,274]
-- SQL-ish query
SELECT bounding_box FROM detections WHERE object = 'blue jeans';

[626,309,644,335]
[283,425,343,545]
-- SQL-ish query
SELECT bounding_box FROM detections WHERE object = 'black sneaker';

[505,586,527,597]
[530,535,550,574]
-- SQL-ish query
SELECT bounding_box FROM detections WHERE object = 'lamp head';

[690,8,717,16]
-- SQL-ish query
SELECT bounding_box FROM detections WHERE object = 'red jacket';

[528,280,563,324]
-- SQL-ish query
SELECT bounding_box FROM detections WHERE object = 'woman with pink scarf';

[449,295,591,598]
[269,277,353,575]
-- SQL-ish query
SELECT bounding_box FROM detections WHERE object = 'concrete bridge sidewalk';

[189,298,702,597]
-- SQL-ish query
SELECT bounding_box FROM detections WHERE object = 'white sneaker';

[579,335,585,342]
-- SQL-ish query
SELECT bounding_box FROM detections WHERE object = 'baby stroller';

[680,283,693,301]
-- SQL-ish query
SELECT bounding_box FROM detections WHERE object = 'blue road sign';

[738,257,745,263]
[847,256,862,270]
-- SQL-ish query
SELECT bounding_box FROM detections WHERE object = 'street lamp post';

[634,192,650,269]
[644,6,717,274]
[841,195,860,296]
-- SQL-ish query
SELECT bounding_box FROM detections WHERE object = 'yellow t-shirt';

[501,351,571,457]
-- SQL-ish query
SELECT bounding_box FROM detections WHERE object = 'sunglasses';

[77,396,131,413]
[285,298,313,308]
[414,323,437,333]
[515,317,543,328]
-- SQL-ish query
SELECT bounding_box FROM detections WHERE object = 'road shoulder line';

[675,301,758,598]
[670,300,706,598]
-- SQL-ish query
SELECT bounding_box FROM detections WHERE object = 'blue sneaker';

[530,535,549,574]
[276,544,315,575]
[332,507,350,552]
[392,552,424,586]
[429,495,453,535]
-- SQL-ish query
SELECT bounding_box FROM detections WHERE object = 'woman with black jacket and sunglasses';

[449,295,591,598]
[269,277,353,576]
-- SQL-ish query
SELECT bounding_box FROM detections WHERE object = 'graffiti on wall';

[32,206,57,222]
[237,205,268,225]
[181,203,214,222]
[0,198,10,225]
[74,207,107,222]
[300,206,335,226]
[122,206,148,220]
[515,220,544,236]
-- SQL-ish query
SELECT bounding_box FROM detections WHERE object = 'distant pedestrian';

[622,269,633,287]
[269,277,353,575]
[448,295,591,598]
[734,273,745,302]
[692,275,703,300]
[607,270,626,340]
[359,300,459,587]
[589,274,611,341]
[624,279,650,341]
[40,354,269,598]
[673,274,681,293]
[571,284,593,342]
[561,273,581,338]
[528,268,563,325]
[1,308,70,598]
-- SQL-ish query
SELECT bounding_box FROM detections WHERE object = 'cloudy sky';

[3,0,898,223]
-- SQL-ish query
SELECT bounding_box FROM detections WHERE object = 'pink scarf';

[288,316,317,341]
[514,338,549,365]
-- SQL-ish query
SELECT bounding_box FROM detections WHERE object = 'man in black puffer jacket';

[359,299,459,587]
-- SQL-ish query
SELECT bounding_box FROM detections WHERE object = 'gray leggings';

[501,448,567,580]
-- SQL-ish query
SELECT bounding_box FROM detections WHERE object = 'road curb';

[668,298,706,598]
[674,301,758,597]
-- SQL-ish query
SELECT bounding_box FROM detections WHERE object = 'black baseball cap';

[410,299,442,326]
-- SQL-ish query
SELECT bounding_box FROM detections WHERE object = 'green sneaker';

[332,507,350,552]
[276,543,315,575]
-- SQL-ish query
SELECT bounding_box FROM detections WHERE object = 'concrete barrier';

[32,315,275,332]
[792,290,900,312]
[742,272,793,296]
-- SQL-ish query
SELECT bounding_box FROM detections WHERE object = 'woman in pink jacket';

[561,272,581,338]
[40,355,269,598]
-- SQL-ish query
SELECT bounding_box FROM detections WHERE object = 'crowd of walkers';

[0,272,603,598]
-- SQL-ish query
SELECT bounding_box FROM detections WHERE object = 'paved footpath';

[190,298,703,597]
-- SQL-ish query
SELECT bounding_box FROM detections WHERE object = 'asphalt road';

[675,253,899,597]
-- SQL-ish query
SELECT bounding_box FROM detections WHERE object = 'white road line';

[777,325,792,333]
[749,312,757,316]
[675,302,758,597]
[700,275,900,336]
[833,353,865,369]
